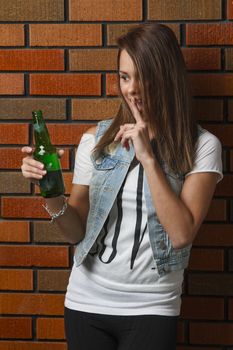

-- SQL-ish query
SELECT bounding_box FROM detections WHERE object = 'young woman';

[21,22,223,350]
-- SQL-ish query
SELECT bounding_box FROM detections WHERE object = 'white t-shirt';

[65,126,223,316]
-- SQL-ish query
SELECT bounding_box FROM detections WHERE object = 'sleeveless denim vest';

[74,119,192,276]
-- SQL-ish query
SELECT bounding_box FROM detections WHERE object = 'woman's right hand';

[21,146,45,186]
[21,146,64,186]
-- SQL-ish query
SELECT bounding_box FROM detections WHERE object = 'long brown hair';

[93,22,197,174]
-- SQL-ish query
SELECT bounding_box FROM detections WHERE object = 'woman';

[21,22,223,350]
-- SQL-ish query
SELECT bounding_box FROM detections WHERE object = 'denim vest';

[74,119,192,276]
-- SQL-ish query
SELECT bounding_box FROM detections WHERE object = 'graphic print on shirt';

[90,163,147,269]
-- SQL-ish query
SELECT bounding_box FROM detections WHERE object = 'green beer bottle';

[32,110,65,198]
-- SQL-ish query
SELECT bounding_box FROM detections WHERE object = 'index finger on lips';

[131,101,143,124]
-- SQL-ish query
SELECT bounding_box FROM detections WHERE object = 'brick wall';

[0,0,232,349]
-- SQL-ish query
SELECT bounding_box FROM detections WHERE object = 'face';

[119,49,143,112]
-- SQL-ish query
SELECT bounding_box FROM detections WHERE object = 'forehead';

[119,49,137,74]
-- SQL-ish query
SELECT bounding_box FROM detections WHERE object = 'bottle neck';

[32,111,53,149]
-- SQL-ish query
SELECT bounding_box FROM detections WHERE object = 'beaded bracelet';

[42,195,68,223]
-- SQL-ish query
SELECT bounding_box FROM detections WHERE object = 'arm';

[44,184,89,244]
[114,101,221,249]
[142,157,219,249]
[21,126,96,244]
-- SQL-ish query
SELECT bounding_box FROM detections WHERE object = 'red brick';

[33,221,69,243]
[37,270,70,291]
[183,48,221,70]
[0,245,69,267]
[0,221,30,242]
[148,0,221,20]
[107,23,180,46]
[225,48,233,70]
[214,175,233,197]
[0,172,30,194]
[181,297,224,320]
[177,347,217,350]
[0,98,66,120]
[189,248,224,271]
[37,318,65,339]
[201,123,233,147]
[188,273,233,296]
[193,99,223,122]
[0,147,32,169]
[0,74,24,95]
[189,74,233,96]
[228,99,233,121]
[32,123,91,146]
[106,73,118,96]
[0,269,33,290]
[190,322,233,344]
[230,150,233,170]
[30,74,101,96]
[194,224,233,247]
[0,293,65,315]
[2,197,52,219]
[69,0,142,21]
[229,298,233,319]
[0,342,67,350]
[0,147,69,169]
[30,24,102,46]
[177,321,185,343]
[0,317,32,339]
[70,48,118,71]
[227,0,233,19]
[0,50,64,71]
[0,24,24,46]
[187,23,233,45]
[107,23,141,46]
[0,0,64,21]
[0,124,29,144]
[64,173,73,194]
[72,98,120,120]
[205,199,227,221]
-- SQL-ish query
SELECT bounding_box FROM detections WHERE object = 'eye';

[119,74,128,81]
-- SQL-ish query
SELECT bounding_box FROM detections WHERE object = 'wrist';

[140,155,157,169]
[45,195,66,212]
[43,195,68,223]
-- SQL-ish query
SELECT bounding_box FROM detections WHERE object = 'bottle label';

[38,145,46,156]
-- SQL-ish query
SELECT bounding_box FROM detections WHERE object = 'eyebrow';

[119,70,129,75]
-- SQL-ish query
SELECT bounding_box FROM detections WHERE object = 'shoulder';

[196,125,222,155]
[85,125,97,136]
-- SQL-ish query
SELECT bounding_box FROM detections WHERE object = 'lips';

[129,98,143,111]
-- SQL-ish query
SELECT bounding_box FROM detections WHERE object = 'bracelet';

[42,195,68,224]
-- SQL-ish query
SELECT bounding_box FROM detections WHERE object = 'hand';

[21,146,64,186]
[114,101,154,163]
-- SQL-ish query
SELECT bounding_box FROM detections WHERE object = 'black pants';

[64,307,178,350]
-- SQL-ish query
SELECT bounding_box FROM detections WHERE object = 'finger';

[114,124,135,141]
[22,163,47,176]
[57,149,65,159]
[130,101,143,124]
[120,132,134,149]
[22,169,46,180]
[22,157,45,170]
[21,146,34,155]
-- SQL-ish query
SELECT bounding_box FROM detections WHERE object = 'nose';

[128,79,140,96]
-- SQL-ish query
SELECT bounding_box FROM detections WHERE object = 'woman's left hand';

[114,101,154,164]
